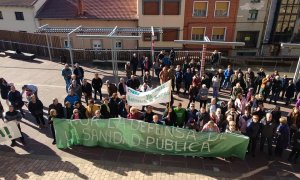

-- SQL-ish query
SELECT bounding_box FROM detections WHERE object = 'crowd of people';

[1,50,300,163]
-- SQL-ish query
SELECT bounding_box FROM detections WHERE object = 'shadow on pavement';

[0,133,88,180]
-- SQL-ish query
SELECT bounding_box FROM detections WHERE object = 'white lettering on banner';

[201,142,210,152]
[146,136,155,147]
[71,119,235,153]
[0,121,22,143]
[131,134,141,146]
[127,80,171,106]
[165,139,173,151]
[82,128,91,140]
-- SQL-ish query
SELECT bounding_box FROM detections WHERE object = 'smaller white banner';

[0,121,22,143]
[127,80,171,106]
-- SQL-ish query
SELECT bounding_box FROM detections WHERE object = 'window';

[250,0,260,2]
[63,40,69,48]
[215,2,229,17]
[143,0,160,15]
[0,11,3,19]
[236,31,259,48]
[115,40,122,49]
[193,1,208,17]
[212,28,226,41]
[15,12,24,20]
[162,28,179,41]
[92,40,102,49]
[143,32,160,41]
[191,28,205,40]
[163,0,180,15]
[248,10,258,20]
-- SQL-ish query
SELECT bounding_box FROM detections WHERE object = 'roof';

[0,0,38,7]
[36,0,138,20]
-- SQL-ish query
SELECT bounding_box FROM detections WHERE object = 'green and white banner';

[126,80,171,106]
[0,121,22,143]
[54,118,249,159]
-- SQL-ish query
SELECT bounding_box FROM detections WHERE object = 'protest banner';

[126,80,171,106]
[0,121,22,143]
[54,118,249,159]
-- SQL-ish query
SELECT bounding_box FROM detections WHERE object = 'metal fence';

[0,39,214,64]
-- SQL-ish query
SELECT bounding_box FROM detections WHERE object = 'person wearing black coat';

[143,106,155,123]
[260,113,276,156]
[28,95,45,127]
[285,80,295,105]
[118,78,127,96]
[73,63,84,84]
[100,97,111,119]
[246,114,261,157]
[82,79,93,105]
[162,106,177,126]
[288,128,300,164]
[91,73,103,100]
[0,78,10,100]
[48,98,64,118]
[118,95,128,118]
[126,75,140,90]
[130,53,139,76]
[7,86,24,116]
[269,77,282,104]
[281,75,289,99]
[4,105,24,146]
[108,93,119,118]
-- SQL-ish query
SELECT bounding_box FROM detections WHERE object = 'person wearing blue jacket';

[64,90,79,107]
[222,65,234,89]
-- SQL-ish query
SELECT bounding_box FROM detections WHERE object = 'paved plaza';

[0,56,300,179]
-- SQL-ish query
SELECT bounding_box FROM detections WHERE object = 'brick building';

[183,0,239,55]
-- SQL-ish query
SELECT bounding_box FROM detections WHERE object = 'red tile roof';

[0,0,38,7]
[36,0,138,20]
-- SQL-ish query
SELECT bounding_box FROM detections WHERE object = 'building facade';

[0,0,47,33]
[137,0,185,49]
[233,0,269,56]
[263,0,300,56]
[183,0,239,54]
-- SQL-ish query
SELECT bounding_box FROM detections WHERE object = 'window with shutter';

[212,28,226,41]
[191,28,205,40]
[215,2,229,17]
[143,0,160,15]
[162,28,179,41]
[193,1,208,17]
[163,0,180,15]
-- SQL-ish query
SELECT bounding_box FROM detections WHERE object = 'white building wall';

[0,6,37,33]
[233,0,269,55]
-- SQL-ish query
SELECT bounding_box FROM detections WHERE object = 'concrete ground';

[0,56,299,180]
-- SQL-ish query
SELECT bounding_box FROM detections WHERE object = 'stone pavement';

[0,56,299,179]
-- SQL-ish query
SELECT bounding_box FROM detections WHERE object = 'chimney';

[78,0,84,16]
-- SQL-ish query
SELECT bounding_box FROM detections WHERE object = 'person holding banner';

[174,103,187,128]
[48,109,57,144]
[162,105,176,126]
[4,105,24,147]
